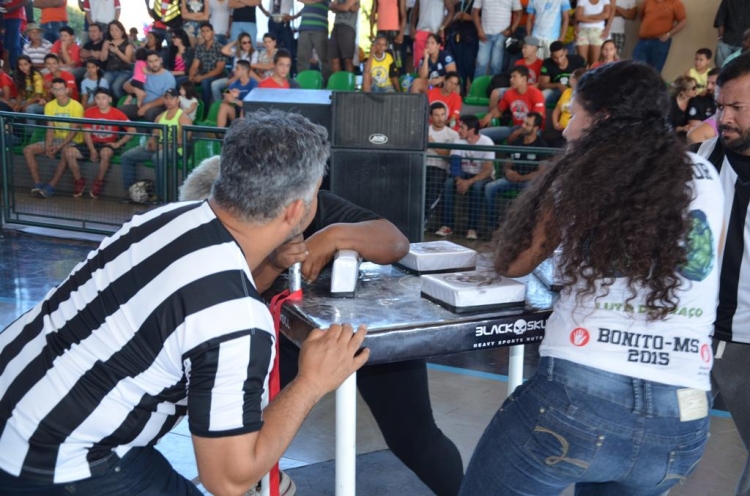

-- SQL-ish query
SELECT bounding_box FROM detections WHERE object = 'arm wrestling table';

[275,259,557,496]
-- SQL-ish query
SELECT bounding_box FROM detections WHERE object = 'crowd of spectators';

[0,0,747,215]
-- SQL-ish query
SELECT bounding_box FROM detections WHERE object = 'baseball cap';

[524,36,541,47]
[164,88,179,98]
[26,23,43,33]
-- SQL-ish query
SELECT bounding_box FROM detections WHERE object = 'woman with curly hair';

[459,60,725,495]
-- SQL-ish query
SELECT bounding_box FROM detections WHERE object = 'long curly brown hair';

[494,61,694,320]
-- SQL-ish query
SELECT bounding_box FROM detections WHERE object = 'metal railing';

[0,110,562,236]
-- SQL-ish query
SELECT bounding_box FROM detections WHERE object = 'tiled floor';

[0,227,744,495]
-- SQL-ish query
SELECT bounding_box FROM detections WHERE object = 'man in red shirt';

[50,26,83,79]
[488,35,545,114]
[63,88,134,198]
[479,65,545,143]
[43,54,80,101]
[258,49,301,89]
[427,71,462,129]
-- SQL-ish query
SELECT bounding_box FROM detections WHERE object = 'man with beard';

[696,55,750,496]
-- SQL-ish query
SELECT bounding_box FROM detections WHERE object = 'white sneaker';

[466,229,478,240]
[435,226,453,237]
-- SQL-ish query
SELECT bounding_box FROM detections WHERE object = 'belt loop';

[643,381,654,418]
[632,378,642,415]
[546,356,554,380]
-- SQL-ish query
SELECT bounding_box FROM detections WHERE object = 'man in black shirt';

[484,111,549,231]
[714,0,750,66]
[688,68,719,128]
[180,156,466,496]
[539,41,586,106]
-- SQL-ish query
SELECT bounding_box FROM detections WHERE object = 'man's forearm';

[321,221,409,264]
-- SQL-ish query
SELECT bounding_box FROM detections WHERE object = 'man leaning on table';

[0,110,369,496]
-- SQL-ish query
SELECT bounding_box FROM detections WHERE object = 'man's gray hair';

[179,155,220,201]
[211,110,329,222]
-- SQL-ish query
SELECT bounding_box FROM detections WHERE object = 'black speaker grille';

[331,93,428,151]
[329,149,425,242]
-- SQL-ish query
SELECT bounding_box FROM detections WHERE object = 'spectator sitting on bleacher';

[211,31,260,104]
[669,75,698,138]
[428,71,461,128]
[80,59,110,109]
[120,88,191,202]
[0,68,18,112]
[217,60,258,127]
[548,67,584,146]
[363,34,400,93]
[589,39,618,69]
[484,111,548,232]
[410,33,457,94]
[22,23,53,73]
[479,65,544,144]
[258,48,300,88]
[488,35,542,114]
[64,87,134,199]
[687,67,718,129]
[24,78,84,199]
[189,22,227,105]
[50,26,83,79]
[12,56,46,114]
[426,102,459,221]
[102,20,135,100]
[164,28,194,88]
[538,40,585,106]
[435,114,494,241]
[252,33,279,80]
[685,48,712,95]
[43,54,80,102]
[80,23,107,69]
[119,50,176,122]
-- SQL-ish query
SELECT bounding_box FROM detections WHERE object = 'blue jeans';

[41,21,66,43]
[4,18,22,69]
[474,33,506,79]
[543,88,562,106]
[441,172,489,231]
[460,356,711,496]
[199,75,220,105]
[484,177,527,230]
[716,40,742,68]
[0,446,201,495]
[104,70,132,99]
[480,125,518,144]
[211,77,229,103]
[632,38,672,74]
[231,22,258,47]
[120,145,170,199]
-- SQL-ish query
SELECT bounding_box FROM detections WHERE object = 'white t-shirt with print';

[456,134,495,177]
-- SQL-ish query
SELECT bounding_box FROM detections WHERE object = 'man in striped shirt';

[297,0,331,78]
[0,111,369,495]
[696,55,750,496]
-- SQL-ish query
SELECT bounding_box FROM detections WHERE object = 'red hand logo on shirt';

[570,327,590,347]
[700,344,711,364]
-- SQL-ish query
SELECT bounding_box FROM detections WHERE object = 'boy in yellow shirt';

[23,77,84,198]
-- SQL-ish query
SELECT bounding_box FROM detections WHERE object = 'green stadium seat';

[195,101,221,127]
[463,75,492,106]
[296,70,324,90]
[188,139,221,172]
[326,71,356,91]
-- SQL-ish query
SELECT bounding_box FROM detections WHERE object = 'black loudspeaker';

[329,149,425,242]
[331,93,428,151]
[243,88,332,134]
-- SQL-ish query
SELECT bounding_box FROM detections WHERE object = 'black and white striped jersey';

[697,137,750,343]
[0,201,275,483]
